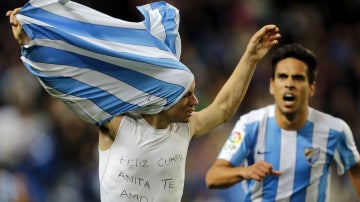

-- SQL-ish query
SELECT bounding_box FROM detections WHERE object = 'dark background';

[0,0,359,201]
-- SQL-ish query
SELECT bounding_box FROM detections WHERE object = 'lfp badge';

[304,148,320,165]
[223,130,244,153]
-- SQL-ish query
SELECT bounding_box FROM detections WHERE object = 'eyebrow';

[276,73,307,81]
[276,72,305,76]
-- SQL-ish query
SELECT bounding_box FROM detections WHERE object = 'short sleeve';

[333,119,360,175]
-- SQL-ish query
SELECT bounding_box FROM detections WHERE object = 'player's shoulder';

[308,107,348,131]
[241,105,274,123]
[244,105,274,118]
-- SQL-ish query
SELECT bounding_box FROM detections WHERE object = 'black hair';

[271,44,318,84]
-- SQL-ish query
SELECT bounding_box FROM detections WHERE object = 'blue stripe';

[21,23,188,71]
[246,122,260,166]
[139,1,179,56]
[235,121,259,202]
[231,122,259,167]
[317,129,346,202]
[317,165,329,202]
[149,1,167,9]
[22,46,185,105]
[243,179,254,202]
[290,121,314,202]
[20,3,169,50]
[158,7,178,55]
[263,117,281,201]
[336,130,357,171]
[23,62,140,115]
[137,6,151,33]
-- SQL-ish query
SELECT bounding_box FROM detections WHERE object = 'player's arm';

[348,160,360,200]
[6,8,30,46]
[189,25,280,138]
[206,159,282,188]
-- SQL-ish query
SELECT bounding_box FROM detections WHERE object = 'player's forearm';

[206,166,244,189]
[211,53,259,123]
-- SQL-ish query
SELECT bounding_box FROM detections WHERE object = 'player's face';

[163,81,198,123]
[270,58,315,116]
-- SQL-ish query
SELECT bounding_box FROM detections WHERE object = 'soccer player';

[205,44,360,201]
[7,1,281,201]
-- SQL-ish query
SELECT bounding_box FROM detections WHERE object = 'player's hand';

[6,7,30,46]
[241,160,282,181]
[244,24,281,62]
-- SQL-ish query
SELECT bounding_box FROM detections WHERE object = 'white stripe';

[276,130,296,202]
[174,15,181,59]
[251,115,268,201]
[39,79,110,123]
[29,0,145,28]
[305,124,328,201]
[22,57,167,107]
[28,38,191,86]
[17,16,175,60]
[149,9,166,42]
[17,14,53,27]
[74,34,177,59]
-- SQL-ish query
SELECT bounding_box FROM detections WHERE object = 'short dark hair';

[271,44,318,84]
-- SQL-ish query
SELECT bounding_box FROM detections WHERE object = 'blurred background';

[1,0,360,201]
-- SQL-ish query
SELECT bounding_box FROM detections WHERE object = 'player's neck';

[275,108,308,131]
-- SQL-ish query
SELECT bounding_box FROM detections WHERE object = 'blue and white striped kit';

[17,0,194,126]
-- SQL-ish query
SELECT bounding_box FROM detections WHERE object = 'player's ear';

[309,81,316,97]
[269,79,274,95]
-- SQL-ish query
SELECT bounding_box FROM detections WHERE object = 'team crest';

[223,130,244,152]
[304,148,320,165]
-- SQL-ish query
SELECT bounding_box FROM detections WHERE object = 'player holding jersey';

[206,44,360,201]
[7,1,282,201]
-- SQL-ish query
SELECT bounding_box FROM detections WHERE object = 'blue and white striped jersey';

[16,0,194,126]
[218,105,360,202]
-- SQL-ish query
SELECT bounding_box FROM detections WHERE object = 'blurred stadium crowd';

[0,0,359,201]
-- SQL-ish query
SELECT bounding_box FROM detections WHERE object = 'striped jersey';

[16,0,194,126]
[218,105,360,202]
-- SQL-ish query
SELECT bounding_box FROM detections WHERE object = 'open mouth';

[283,93,295,101]
[187,110,193,116]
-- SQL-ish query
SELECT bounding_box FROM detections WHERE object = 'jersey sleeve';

[333,119,360,175]
[16,0,194,126]
[218,115,252,167]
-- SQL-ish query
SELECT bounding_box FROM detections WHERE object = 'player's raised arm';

[190,25,281,138]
